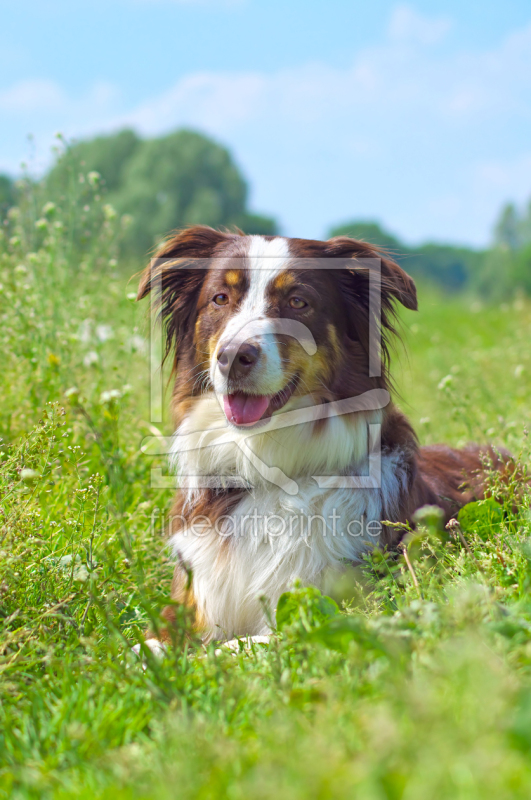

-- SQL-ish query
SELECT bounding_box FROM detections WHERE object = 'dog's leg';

[131,638,167,660]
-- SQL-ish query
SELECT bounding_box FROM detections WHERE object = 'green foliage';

[472,199,531,297]
[513,243,531,294]
[327,219,484,291]
[276,585,339,633]
[328,220,403,252]
[494,201,531,252]
[458,499,504,540]
[45,130,141,197]
[3,179,531,798]
[44,129,277,257]
[0,174,15,218]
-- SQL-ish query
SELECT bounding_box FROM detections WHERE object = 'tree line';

[1,127,530,295]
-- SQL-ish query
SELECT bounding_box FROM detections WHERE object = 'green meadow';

[2,182,531,800]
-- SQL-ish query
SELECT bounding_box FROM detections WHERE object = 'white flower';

[87,171,101,187]
[128,335,146,353]
[20,468,39,484]
[515,365,525,378]
[42,201,56,217]
[103,204,117,221]
[100,389,122,404]
[78,319,92,344]
[14,264,27,274]
[96,324,114,342]
[83,351,99,367]
[64,387,80,404]
[438,375,453,390]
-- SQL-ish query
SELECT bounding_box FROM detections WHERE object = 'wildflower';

[73,564,89,582]
[100,389,122,404]
[126,292,137,301]
[64,387,80,405]
[14,264,27,274]
[35,218,47,231]
[87,171,101,187]
[128,335,146,353]
[20,468,39,484]
[42,201,56,217]
[83,351,99,367]
[515,364,525,378]
[96,324,114,342]
[438,375,453,390]
[103,204,117,221]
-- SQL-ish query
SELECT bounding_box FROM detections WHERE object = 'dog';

[137,225,505,648]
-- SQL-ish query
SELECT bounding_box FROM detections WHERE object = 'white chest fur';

[168,393,406,641]
[169,453,406,642]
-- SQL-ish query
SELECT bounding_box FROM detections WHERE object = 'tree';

[326,219,480,291]
[494,203,521,251]
[327,220,403,253]
[512,242,531,294]
[44,128,277,258]
[45,129,141,199]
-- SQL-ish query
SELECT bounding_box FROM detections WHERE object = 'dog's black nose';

[217,343,260,380]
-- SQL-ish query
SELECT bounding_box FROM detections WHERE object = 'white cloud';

[0,79,66,112]
[387,4,452,45]
[0,78,119,117]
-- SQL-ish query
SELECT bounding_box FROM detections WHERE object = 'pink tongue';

[223,393,270,425]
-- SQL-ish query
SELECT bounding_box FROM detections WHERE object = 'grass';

[2,178,531,798]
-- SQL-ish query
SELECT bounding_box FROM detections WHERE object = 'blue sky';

[1,0,531,246]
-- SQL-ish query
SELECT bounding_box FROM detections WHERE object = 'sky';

[1,0,531,247]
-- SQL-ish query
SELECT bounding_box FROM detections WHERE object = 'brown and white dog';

[137,225,504,648]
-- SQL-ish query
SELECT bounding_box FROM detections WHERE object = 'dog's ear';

[325,235,417,370]
[137,225,235,364]
[326,235,417,311]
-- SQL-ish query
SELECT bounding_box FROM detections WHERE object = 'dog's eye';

[289,297,307,309]
[213,293,229,306]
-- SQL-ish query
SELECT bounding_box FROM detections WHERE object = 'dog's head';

[138,225,417,429]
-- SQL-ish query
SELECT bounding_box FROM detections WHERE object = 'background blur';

[1,0,531,295]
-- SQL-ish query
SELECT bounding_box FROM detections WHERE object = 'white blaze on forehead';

[242,236,291,318]
[216,236,291,351]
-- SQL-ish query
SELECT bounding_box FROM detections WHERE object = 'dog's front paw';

[214,634,272,656]
[131,638,167,666]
